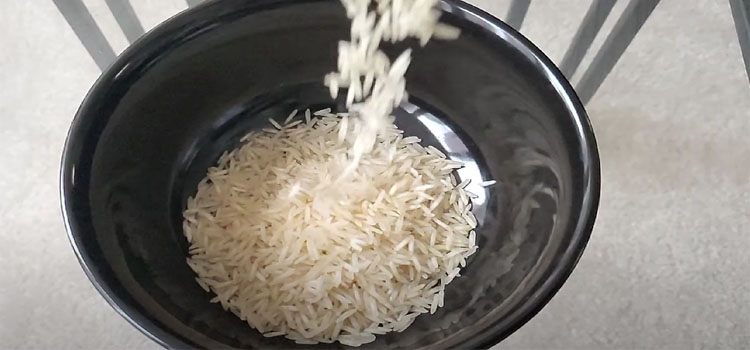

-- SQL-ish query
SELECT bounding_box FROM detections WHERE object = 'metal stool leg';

[576,0,661,104]
[53,0,116,71]
[104,0,145,44]
[186,0,204,8]
[560,0,618,78]
[729,0,750,84]
[506,0,531,31]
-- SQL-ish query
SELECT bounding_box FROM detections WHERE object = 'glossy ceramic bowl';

[60,0,600,348]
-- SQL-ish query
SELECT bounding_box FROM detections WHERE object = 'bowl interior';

[62,0,598,348]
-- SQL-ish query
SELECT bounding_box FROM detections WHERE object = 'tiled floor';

[0,0,747,348]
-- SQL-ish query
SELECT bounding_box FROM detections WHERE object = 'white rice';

[184,109,479,346]
[325,0,460,168]
[183,0,485,346]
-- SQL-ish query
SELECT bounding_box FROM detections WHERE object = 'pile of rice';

[185,109,479,346]
[183,0,482,346]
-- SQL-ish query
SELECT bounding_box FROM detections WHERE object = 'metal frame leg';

[186,0,204,8]
[576,0,661,104]
[104,0,145,44]
[506,0,531,31]
[53,0,116,71]
[560,0,618,78]
[729,0,750,84]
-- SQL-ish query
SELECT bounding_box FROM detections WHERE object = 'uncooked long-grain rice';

[184,0,477,346]
[184,109,478,346]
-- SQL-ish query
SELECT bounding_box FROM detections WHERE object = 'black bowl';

[60,0,600,348]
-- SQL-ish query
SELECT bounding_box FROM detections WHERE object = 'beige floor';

[0,0,748,348]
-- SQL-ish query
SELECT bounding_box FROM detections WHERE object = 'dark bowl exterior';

[61,0,600,348]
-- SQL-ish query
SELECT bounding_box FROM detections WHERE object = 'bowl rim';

[441,2,600,348]
[59,0,600,348]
